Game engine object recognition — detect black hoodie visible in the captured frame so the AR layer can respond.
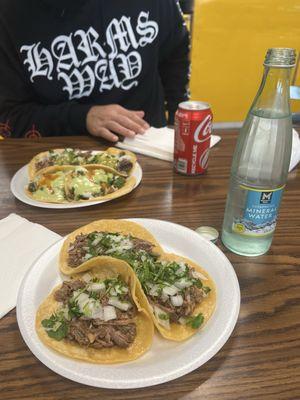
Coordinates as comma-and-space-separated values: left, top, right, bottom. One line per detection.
0, 0, 189, 138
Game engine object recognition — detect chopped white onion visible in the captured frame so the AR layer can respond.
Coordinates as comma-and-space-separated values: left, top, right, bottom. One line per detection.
149, 284, 160, 297
162, 285, 178, 296
84, 300, 100, 316
108, 297, 131, 311
82, 272, 92, 283
153, 306, 170, 330
103, 305, 117, 321
76, 292, 89, 307
91, 237, 101, 246
110, 235, 122, 243
84, 253, 93, 261
160, 293, 169, 302
179, 317, 187, 325
171, 294, 183, 307
174, 278, 193, 289
109, 287, 117, 296
176, 262, 187, 275
192, 270, 208, 280
76, 293, 91, 314
115, 284, 128, 294
91, 305, 104, 320
87, 282, 106, 292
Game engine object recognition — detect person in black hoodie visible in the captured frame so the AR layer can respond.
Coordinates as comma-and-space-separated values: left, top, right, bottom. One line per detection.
0, 0, 190, 140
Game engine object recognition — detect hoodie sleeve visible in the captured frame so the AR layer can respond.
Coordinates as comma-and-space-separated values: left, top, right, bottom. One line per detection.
0, 21, 92, 138
158, 0, 190, 125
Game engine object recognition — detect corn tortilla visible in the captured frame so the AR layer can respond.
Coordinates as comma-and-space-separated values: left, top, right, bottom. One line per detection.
36, 258, 154, 363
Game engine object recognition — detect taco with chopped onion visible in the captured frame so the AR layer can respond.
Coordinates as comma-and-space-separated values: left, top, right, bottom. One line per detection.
36, 258, 154, 363
132, 253, 216, 341
28, 147, 136, 179
26, 165, 135, 204
59, 219, 164, 275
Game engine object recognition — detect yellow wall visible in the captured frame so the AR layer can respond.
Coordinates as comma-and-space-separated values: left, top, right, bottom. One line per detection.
190, 0, 300, 122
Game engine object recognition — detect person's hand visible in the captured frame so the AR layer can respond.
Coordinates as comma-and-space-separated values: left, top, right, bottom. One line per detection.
86, 104, 150, 142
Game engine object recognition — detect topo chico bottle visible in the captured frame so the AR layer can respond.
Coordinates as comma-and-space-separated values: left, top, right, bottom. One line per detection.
221, 48, 296, 256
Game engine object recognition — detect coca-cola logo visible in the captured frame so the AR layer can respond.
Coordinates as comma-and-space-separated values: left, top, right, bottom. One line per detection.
193, 115, 212, 143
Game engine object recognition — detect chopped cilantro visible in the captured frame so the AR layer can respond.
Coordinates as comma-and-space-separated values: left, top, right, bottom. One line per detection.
68, 299, 83, 318
113, 176, 125, 188
158, 313, 169, 320
41, 314, 68, 341
193, 279, 203, 288
186, 313, 204, 329
89, 291, 99, 300
203, 286, 211, 294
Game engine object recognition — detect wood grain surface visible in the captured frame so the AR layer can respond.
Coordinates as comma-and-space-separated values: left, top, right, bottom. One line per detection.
0, 131, 299, 400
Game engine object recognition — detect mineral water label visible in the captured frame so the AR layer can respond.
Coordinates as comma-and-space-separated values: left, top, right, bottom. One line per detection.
232, 185, 284, 236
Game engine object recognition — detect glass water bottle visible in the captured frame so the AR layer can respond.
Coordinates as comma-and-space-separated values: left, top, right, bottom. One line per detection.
221, 48, 296, 256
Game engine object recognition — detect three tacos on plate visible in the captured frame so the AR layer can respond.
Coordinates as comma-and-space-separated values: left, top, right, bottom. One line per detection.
37, 220, 216, 363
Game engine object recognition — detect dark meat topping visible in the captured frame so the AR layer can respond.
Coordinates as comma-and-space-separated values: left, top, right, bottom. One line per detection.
35, 159, 54, 171
131, 238, 154, 253
68, 234, 90, 267
67, 319, 136, 348
54, 280, 85, 303
117, 158, 133, 173
28, 182, 38, 192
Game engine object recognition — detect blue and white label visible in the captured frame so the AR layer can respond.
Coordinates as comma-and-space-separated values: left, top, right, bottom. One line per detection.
233, 185, 284, 236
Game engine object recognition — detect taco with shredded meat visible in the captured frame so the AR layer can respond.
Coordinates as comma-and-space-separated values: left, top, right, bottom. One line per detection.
59, 219, 164, 275
28, 147, 136, 179
132, 253, 216, 341
36, 259, 153, 363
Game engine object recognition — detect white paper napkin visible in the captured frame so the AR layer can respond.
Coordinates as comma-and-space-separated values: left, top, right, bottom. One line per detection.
0, 214, 61, 319
116, 126, 300, 172
290, 129, 300, 171
116, 127, 221, 162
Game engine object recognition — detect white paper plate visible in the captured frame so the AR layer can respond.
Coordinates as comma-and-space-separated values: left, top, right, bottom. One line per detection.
10, 163, 142, 209
17, 219, 240, 389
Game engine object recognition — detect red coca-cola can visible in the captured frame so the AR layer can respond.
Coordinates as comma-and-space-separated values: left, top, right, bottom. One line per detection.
174, 101, 213, 175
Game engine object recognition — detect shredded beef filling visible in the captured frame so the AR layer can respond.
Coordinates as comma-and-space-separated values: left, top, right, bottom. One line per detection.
68, 234, 90, 267
149, 285, 204, 322
54, 280, 85, 303
131, 238, 154, 253
67, 319, 136, 348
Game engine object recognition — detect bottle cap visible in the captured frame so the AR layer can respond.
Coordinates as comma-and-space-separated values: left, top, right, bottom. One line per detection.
195, 226, 219, 243
264, 48, 296, 68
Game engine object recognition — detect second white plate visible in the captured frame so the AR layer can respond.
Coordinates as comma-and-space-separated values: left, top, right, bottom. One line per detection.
10, 162, 142, 209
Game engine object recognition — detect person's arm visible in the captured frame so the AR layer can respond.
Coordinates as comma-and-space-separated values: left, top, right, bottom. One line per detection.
158, 0, 190, 125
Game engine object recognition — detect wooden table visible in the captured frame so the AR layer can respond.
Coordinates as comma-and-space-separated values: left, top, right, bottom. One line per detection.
1, 131, 300, 400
